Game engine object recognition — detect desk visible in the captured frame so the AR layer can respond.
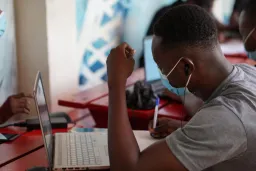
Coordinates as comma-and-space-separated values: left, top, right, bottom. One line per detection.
220, 39, 246, 55
0, 109, 92, 169
1, 130, 156, 171
1, 148, 47, 171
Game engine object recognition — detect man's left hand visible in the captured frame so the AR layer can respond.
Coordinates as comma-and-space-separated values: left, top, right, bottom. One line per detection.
107, 43, 136, 86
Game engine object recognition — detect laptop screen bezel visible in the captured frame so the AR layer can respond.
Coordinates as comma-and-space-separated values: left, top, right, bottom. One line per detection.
33, 71, 53, 169
143, 35, 161, 82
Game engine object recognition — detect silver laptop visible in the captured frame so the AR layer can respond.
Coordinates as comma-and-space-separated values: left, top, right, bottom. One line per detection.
33, 72, 109, 170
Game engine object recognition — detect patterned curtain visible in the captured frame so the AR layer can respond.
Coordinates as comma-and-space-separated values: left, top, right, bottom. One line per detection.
77, 0, 130, 90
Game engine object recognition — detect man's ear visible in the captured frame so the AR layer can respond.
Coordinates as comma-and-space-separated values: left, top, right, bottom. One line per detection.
182, 58, 195, 76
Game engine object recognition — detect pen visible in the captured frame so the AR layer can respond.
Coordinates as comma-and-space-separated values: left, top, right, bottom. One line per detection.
153, 97, 160, 129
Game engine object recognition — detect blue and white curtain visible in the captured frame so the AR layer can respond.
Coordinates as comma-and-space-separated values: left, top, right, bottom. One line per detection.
76, 0, 180, 90
77, 0, 130, 90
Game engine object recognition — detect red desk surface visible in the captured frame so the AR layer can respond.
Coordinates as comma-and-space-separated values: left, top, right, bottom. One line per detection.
1, 148, 48, 171
58, 69, 145, 109
88, 96, 187, 130
0, 135, 43, 168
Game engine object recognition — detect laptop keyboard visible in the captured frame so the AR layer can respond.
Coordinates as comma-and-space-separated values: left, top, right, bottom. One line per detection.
56, 133, 102, 166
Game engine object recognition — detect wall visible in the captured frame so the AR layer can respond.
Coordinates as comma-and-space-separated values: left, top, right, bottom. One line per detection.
15, 0, 50, 110
46, 0, 79, 112
15, 0, 79, 112
0, 0, 17, 104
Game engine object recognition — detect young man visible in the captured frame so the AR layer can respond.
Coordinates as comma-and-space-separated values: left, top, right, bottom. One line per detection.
107, 5, 256, 171
239, 0, 256, 60
0, 93, 31, 124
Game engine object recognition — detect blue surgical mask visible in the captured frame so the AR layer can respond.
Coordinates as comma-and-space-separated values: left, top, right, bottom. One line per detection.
159, 57, 192, 96
248, 51, 256, 61
160, 77, 186, 95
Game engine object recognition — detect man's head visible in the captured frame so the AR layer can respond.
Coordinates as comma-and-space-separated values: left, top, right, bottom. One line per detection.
152, 5, 220, 93
239, 0, 256, 52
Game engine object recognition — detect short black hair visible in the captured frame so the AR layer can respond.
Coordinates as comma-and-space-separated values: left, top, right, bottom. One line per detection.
154, 4, 218, 49
243, 0, 256, 23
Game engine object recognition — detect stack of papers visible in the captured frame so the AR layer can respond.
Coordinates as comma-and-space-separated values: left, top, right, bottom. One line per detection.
220, 40, 246, 55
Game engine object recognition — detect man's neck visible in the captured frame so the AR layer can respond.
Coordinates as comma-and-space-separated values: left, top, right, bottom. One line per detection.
193, 58, 234, 101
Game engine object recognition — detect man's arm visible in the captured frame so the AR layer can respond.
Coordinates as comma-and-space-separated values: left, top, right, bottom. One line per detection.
107, 43, 187, 171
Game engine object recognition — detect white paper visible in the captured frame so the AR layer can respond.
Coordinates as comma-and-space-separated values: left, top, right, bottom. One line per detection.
220, 40, 246, 54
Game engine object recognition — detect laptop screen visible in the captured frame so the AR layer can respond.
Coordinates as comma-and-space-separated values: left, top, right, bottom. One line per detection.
144, 36, 161, 82
35, 72, 53, 167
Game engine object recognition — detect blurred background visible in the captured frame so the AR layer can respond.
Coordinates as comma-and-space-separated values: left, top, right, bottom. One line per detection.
0, 0, 240, 112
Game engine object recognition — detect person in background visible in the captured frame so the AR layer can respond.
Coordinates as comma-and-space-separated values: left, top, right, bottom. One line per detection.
0, 93, 31, 124
239, 0, 256, 60
229, 0, 250, 31
146, 0, 215, 36
140, 0, 216, 67
107, 5, 256, 171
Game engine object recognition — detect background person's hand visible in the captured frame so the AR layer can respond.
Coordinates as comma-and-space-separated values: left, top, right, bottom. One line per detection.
0, 93, 32, 124
9, 93, 32, 115
148, 117, 182, 139
107, 43, 136, 86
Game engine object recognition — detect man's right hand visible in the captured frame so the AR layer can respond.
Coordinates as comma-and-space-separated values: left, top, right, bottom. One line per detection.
148, 117, 183, 139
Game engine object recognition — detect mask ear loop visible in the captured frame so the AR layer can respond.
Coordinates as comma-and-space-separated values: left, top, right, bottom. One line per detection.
244, 28, 256, 44
181, 73, 193, 128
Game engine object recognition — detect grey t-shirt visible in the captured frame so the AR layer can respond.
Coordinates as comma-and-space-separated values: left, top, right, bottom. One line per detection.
166, 64, 256, 171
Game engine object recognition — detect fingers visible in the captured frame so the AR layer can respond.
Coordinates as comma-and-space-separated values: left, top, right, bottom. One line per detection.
12, 93, 33, 99
11, 96, 31, 115
149, 117, 178, 139
14, 107, 30, 114
118, 42, 136, 59
19, 101, 30, 111
12, 93, 25, 98
154, 123, 169, 133
148, 118, 169, 133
